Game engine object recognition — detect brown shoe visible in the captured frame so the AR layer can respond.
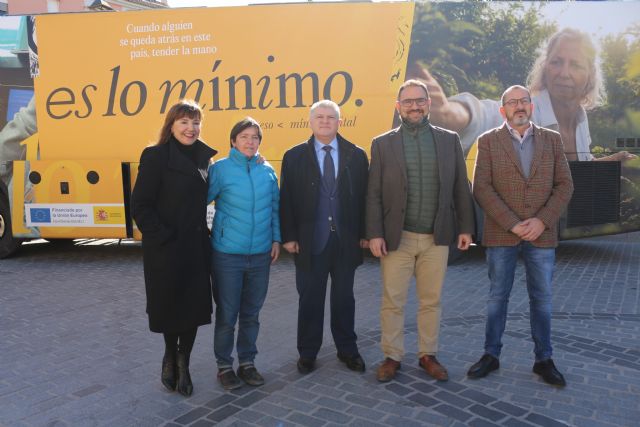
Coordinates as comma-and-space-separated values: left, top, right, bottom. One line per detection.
376, 358, 401, 382
419, 355, 448, 381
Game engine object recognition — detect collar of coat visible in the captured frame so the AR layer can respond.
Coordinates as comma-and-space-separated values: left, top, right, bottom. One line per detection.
304, 132, 355, 181
496, 122, 547, 180
168, 136, 217, 179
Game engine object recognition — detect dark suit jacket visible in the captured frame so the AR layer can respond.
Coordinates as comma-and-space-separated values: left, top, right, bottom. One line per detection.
366, 124, 475, 250
472, 123, 573, 248
131, 138, 216, 333
280, 133, 369, 272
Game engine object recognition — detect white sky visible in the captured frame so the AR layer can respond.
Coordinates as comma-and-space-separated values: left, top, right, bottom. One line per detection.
166, 1, 640, 38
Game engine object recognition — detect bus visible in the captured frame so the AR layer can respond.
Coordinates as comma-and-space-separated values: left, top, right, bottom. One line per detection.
1, 1, 639, 258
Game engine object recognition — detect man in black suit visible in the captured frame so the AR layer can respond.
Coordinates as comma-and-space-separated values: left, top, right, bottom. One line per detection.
280, 99, 369, 374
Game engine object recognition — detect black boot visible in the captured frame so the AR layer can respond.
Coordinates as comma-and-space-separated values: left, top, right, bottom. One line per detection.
176, 351, 193, 396
161, 351, 177, 391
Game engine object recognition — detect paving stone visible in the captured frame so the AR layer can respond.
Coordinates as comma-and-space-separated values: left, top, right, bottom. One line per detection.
204, 394, 237, 409
432, 404, 473, 422
433, 380, 466, 393
460, 389, 498, 405
274, 396, 317, 413
384, 382, 413, 396
234, 409, 265, 423
260, 380, 288, 393
341, 393, 377, 408
312, 407, 352, 424
287, 412, 326, 427
410, 381, 438, 394
313, 396, 349, 411
434, 390, 474, 409
345, 405, 386, 421
207, 405, 241, 423
174, 407, 212, 425
525, 413, 570, 427
406, 392, 438, 407
503, 418, 537, 427
256, 416, 297, 427
233, 390, 268, 408
252, 401, 291, 418
491, 401, 528, 417
382, 415, 426, 427
2, 233, 640, 427
348, 418, 388, 427
571, 416, 622, 427
375, 401, 417, 417
470, 418, 505, 427
189, 419, 216, 427
469, 404, 508, 422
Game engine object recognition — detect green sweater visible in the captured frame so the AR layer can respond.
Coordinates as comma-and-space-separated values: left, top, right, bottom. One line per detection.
402, 118, 439, 234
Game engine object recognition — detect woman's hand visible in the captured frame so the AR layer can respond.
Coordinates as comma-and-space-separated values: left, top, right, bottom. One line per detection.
614, 151, 638, 162
596, 151, 638, 162
406, 62, 472, 133
283, 241, 299, 254
271, 242, 281, 264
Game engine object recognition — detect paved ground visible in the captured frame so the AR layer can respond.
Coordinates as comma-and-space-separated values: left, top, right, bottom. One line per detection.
1, 232, 639, 427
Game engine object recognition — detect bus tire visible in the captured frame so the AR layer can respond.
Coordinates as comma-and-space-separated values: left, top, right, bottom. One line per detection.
0, 184, 22, 259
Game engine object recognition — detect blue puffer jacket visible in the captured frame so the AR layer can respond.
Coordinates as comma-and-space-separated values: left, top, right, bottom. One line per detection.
207, 147, 281, 255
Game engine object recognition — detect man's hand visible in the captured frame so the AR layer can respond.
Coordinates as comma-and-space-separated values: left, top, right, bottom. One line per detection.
283, 241, 299, 254
519, 218, 545, 242
359, 239, 369, 249
369, 237, 388, 258
457, 233, 472, 250
510, 222, 527, 238
271, 242, 281, 264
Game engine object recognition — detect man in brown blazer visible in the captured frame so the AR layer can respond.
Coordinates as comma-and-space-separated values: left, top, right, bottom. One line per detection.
468, 85, 573, 387
366, 79, 475, 382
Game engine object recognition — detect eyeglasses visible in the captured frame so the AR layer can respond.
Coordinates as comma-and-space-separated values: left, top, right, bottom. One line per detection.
503, 97, 531, 107
399, 97, 429, 107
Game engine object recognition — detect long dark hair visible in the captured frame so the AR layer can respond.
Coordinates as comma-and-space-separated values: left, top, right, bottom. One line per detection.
156, 100, 203, 146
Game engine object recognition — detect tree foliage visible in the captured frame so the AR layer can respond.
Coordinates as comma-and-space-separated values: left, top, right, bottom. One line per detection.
409, 2, 640, 151
409, 2, 555, 100
590, 25, 640, 147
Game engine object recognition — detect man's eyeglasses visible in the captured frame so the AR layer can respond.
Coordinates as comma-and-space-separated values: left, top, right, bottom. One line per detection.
503, 97, 531, 107
399, 97, 429, 107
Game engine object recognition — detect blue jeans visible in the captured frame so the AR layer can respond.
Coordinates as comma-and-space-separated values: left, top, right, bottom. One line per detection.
212, 250, 271, 369
485, 243, 555, 361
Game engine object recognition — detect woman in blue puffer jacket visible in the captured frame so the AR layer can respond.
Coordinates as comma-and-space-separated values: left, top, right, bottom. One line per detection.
207, 117, 281, 390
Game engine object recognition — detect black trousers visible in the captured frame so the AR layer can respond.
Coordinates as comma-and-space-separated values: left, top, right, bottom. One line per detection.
296, 232, 358, 358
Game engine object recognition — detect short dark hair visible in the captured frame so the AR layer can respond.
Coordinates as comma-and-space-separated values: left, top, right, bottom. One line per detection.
229, 117, 262, 147
397, 79, 430, 100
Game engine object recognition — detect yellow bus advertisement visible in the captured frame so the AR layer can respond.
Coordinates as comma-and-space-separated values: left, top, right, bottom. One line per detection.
1, 1, 639, 258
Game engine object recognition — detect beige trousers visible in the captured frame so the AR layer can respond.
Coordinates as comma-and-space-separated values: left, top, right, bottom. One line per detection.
380, 230, 449, 361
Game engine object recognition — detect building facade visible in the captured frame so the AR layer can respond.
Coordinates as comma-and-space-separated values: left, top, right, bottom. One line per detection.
7, 0, 167, 15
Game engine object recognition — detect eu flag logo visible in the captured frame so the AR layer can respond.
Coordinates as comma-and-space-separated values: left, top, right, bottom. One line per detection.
30, 208, 51, 223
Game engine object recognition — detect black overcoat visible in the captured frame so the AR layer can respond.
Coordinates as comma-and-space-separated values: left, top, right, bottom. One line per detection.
131, 137, 217, 333
279, 133, 369, 272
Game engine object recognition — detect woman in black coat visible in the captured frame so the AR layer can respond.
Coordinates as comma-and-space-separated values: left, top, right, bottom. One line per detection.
131, 100, 216, 396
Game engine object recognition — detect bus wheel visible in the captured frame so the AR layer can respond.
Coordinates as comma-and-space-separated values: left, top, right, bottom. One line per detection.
0, 185, 22, 258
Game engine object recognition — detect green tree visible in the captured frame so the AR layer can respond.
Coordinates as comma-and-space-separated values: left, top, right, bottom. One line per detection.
409, 2, 555, 100
590, 27, 640, 149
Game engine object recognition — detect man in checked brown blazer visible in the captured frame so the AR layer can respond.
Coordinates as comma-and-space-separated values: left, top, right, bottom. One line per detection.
468, 85, 573, 387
